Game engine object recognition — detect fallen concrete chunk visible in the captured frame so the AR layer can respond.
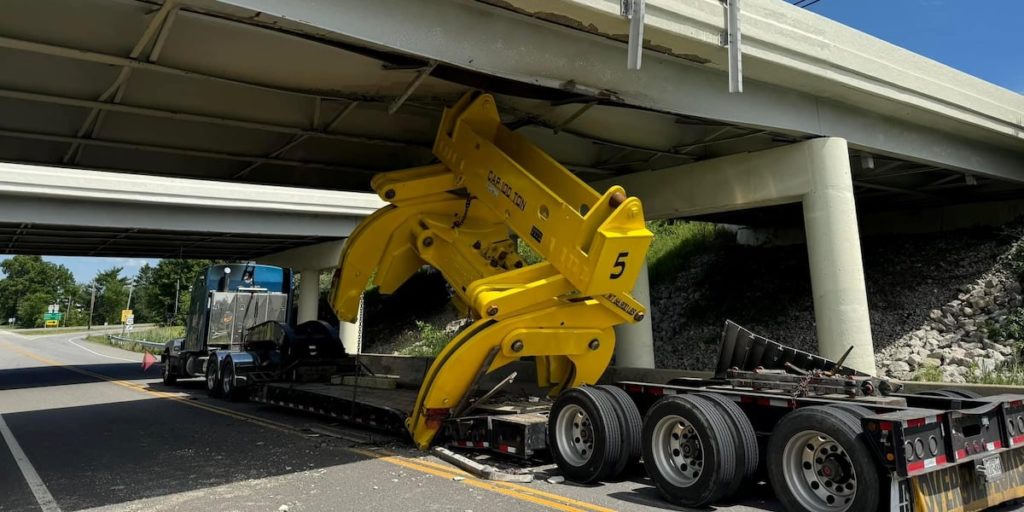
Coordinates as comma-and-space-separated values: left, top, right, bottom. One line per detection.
432, 446, 534, 483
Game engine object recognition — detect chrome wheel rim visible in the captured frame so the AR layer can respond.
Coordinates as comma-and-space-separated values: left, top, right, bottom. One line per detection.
782, 430, 857, 511
222, 365, 232, 394
556, 404, 594, 466
651, 414, 703, 487
206, 362, 217, 390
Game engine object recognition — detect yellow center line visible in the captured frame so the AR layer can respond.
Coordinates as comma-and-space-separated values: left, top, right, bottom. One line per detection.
348, 448, 589, 512
402, 457, 617, 512
0, 340, 616, 512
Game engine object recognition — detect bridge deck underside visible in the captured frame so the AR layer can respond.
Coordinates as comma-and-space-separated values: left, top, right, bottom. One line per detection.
0, 0, 1019, 236
0, 221, 334, 260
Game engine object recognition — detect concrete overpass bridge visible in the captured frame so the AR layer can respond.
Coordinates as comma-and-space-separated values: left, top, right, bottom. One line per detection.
0, 0, 1021, 372
0, 162, 382, 260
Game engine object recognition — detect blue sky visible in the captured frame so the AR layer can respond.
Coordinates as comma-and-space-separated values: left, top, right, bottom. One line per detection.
0, 255, 156, 283
805, 0, 1024, 93
2, 0, 1020, 283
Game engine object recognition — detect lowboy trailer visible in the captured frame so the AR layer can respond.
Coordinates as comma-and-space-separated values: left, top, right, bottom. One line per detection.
167, 90, 1024, 511
205, 319, 1024, 512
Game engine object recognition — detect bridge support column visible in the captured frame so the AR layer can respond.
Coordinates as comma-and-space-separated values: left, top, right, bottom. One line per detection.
613, 263, 655, 368
297, 268, 320, 324
597, 138, 876, 375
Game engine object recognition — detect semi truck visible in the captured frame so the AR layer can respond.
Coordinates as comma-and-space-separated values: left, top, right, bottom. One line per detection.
162, 91, 1024, 512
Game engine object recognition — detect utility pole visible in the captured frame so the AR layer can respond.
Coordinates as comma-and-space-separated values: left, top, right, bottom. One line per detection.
172, 278, 180, 323
122, 279, 135, 336
126, 279, 135, 311
87, 282, 96, 331
64, 295, 72, 327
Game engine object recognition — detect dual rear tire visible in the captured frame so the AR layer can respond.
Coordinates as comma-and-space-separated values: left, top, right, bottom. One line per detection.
641, 394, 757, 507
547, 385, 645, 484
550, 388, 880, 512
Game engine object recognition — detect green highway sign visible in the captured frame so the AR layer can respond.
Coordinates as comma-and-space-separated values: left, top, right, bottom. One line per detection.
43, 312, 63, 321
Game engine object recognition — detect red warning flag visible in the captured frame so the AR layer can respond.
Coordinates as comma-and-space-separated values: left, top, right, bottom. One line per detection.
142, 352, 158, 372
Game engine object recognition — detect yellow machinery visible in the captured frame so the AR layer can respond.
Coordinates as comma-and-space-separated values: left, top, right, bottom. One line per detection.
330, 92, 652, 449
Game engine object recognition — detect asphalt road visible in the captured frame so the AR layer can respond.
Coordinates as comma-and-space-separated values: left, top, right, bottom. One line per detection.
0, 330, 782, 512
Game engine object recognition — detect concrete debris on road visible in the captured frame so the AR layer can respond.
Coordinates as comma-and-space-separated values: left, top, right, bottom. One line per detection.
432, 446, 535, 483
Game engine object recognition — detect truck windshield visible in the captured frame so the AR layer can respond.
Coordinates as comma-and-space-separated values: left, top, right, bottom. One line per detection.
207, 264, 287, 293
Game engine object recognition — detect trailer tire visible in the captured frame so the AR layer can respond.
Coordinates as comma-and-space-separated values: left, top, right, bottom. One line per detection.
829, 403, 873, 420
161, 355, 177, 386
919, 389, 980, 399
206, 356, 222, 398
548, 386, 622, 483
597, 385, 643, 478
696, 392, 759, 496
768, 406, 880, 512
642, 395, 738, 508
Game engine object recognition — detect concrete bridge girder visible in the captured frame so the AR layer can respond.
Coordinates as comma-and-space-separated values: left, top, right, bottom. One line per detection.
601, 138, 877, 375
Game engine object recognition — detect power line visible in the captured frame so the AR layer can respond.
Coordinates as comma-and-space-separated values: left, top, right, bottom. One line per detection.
792, 0, 823, 7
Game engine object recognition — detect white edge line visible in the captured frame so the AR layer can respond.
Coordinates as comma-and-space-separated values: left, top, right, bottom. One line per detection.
0, 412, 62, 512
67, 338, 139, 362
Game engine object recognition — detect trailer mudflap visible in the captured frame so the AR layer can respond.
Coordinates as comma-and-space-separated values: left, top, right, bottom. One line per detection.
911, 447, 1024, 512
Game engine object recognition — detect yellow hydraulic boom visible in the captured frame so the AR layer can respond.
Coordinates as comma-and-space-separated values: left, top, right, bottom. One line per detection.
330, 92, 652, 449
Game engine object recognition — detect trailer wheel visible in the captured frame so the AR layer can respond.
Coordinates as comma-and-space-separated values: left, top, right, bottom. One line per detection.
918, 389, 980, 399
829, 404, 873, 420
696, 392, 759, 496
206, 357, 222, 398
221, 358, 246, 402
642, 395, 737, 507
768, 406, 880, 512
548, 386, 622, 483
597, 385, 643, 478
161, 355, 177, 386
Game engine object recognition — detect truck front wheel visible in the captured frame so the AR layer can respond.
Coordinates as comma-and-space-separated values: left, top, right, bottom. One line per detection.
161, 355, 177, 386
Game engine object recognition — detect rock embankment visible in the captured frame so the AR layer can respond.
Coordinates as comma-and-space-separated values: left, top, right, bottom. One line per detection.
875, 238, 1024, 381
650, 227, 1019, 374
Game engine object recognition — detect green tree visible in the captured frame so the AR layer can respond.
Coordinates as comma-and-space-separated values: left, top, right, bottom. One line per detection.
139, 259, 212, 325
0, 255, 76, 326
132, 263, 157, 323
91, 267, 129, 325
16, 292, 52, 328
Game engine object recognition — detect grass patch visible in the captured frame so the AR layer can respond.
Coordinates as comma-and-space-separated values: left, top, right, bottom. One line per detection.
964, 364, 1024, 386
84, 334, 155, 354
122, 325, 184, 344
646, 220, 731, 282
85, 325, 183, 354
19, 326, 109, 336
399, 321, 453, 357
987, 307, 1024, 345
912, 366, 944, 383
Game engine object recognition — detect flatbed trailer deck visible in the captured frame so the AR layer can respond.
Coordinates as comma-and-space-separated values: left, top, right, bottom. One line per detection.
219, 320, 1024, 512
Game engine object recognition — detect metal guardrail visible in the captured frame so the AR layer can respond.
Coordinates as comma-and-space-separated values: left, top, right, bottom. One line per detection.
107, 334, 164, 350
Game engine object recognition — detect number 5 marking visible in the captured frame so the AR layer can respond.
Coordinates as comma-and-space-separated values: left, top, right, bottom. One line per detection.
610, 252, 629, 279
